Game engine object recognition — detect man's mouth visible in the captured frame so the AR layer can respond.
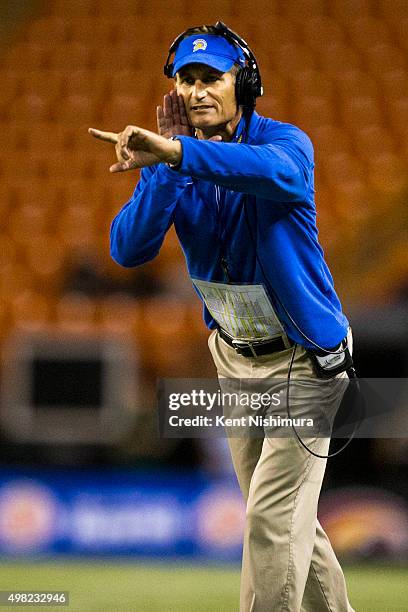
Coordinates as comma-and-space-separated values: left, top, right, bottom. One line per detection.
190, 105, 214, 111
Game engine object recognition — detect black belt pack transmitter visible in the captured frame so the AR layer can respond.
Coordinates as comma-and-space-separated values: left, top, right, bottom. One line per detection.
308, 337, 354, 379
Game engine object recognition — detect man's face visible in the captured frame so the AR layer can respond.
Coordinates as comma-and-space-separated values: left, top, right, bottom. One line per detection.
175, 63, 238, 130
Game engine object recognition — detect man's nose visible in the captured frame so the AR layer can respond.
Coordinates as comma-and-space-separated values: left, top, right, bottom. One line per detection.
192, 80, 207, 99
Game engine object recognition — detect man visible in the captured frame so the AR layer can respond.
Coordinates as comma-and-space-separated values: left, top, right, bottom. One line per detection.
90, 23, 355, 612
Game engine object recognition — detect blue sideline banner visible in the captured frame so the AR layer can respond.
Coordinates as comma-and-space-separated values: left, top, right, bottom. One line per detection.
0, 469, 244, 560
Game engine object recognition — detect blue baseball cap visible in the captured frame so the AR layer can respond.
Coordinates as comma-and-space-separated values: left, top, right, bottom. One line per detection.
172, 34, 246, 77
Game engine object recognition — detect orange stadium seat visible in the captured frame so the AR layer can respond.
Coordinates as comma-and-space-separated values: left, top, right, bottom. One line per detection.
328, 0, 373, 21
9, 181, 62, 212
0, 263, 37, 299
49, 0, 100, 18
291, 95, 336, 131
9, 291, 53, 332
387, 16, 408, 53
91, 0, 154, 17
7, 203, 54, 245
21, 123, 80, 154
0, 156, 45, 181
333, 69, 379, 99
0, 125, 26, 153
270, 42, 316, 74
25, 16, 71, 44
155, 0, 235, 21
244, 19, 300, 51
23, 235, 67, 288
317, 41, 363, 73
315, 203, 343, 255
0, 71, 24, 105
363, 43, 406, 74
258, 73, 289, 119
106, 71, 159, 102
101, 94, 158, 130
6, 93, 53, 123
288, 69, 335, 100
320, 151, 366, 190
388, 97, 408, 138
300, 16, 346, 52
56, 204, 99, 249
280, 0, 327, 20
377, 68, 408, 101
2, 43, 51, 71
256, 95, 290, 123
352, 125, 396, 160
137, 298, 191, 375
61, 69, 107, 98
312, 125, 353, 157
47, 43, 97, 71
341, 95, 383, 128
51, 92, 102, 124
377, 0, 408, 20
55, 292, 97, 333
347, 16, 392, 51
331, 178, 369, 222
20, 71, 64, 100
97, 294, 140, 337
0, 235, 19, 274
95, 43, 141, 71
68, 16, 120, 45
365, 152, 407, 196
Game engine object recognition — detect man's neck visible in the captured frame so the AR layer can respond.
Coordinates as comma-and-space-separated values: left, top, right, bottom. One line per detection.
195, 109, 243, 142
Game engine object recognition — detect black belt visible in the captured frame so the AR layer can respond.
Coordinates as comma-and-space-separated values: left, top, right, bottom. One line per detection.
218, 328, 294, 358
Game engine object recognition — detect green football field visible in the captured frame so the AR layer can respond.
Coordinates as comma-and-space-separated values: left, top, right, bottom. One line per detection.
0, 561, 407, 611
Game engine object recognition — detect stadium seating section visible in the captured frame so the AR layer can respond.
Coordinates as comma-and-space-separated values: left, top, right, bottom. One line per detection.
0, 0, 407, 376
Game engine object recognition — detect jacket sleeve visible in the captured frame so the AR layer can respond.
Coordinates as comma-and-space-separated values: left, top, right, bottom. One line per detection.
110, 164, 191, 267
174, 126, 314, 203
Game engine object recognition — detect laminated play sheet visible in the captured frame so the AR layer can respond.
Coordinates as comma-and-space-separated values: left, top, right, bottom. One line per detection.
192, 279, 285, 340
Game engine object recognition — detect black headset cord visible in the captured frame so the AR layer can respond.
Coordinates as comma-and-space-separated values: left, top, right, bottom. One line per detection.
242, 199, 364, 457
285, 343, 364, 459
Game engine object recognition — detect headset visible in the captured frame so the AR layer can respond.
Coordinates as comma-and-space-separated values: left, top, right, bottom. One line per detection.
164, 21, 263, 111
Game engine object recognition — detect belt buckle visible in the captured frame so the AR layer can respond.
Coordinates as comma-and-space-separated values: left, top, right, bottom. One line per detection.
231, 338, 258, 358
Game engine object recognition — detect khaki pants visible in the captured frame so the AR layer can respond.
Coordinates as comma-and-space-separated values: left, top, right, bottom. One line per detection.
208, 330, 355, 612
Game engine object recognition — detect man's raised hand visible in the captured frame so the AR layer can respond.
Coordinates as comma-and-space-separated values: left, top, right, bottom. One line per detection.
157, 90, 193, 139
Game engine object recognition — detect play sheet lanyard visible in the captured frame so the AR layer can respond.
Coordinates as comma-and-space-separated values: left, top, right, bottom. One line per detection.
192, 279, 285, 340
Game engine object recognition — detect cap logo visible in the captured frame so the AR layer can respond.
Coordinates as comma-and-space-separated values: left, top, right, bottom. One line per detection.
192, 38, 207, 52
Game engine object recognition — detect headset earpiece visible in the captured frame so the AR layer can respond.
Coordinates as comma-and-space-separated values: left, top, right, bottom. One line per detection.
235, 65, 260, 109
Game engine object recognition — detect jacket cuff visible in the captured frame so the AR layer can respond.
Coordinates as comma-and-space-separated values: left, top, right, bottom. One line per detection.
158, 162, 191, 183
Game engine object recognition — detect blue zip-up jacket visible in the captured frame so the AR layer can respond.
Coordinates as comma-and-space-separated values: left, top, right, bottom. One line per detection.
110, 112, 349, 349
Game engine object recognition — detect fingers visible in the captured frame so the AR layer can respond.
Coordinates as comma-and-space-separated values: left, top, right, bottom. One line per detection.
157, 105, 165, 134
209, 135, 223, 141
170, 90, 180, 123
177, 94, 189, 125
88, 128, 119, 144
163, 94, 172, 118
110, 159, 137, 173
118, 131, 131, 160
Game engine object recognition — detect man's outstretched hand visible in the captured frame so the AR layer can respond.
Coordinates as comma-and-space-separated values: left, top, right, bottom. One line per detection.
89, 91, 221, 173
88, 125, 183, 173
